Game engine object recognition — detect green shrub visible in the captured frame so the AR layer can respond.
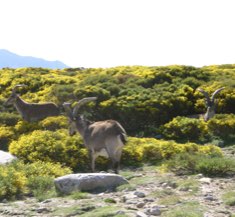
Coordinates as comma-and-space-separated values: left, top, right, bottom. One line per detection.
207, 114, 235, 143
69, 191, 90, 200
121, 137, 143, 167
14, 120, 39, 135
9, 130, 89, 171
163, 153, 235, 177
104, 198, 117, 203
222, 191, 235, 206
0, 163, 27, 200
9, 130, 222, 172
27, 176, 55, 201
38, 116, 68, 131
0, 160, 71, 201
195, 157, 235, 177
123, 137, 222, 167
21, 161, 72, 178
0, 112, 20, 126
160, 116, 209, 143
162, 153, 200, 175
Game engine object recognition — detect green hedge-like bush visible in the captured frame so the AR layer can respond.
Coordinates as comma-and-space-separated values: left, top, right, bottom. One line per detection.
0, 112, 20, 126
122, 137, 222, 167
207, 114, 235, 143
0, 160, 71, 200
9, 130, 90, 171
163, 153, 235, 177
0, 164, 27, 200
160, 114, 235, 145
9, 132, 222, 170
159, 116, 209, 143
38, 116, 68, 131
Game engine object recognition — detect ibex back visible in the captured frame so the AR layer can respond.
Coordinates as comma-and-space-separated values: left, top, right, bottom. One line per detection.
63, 97, 127, 174
4, 84, 60, 122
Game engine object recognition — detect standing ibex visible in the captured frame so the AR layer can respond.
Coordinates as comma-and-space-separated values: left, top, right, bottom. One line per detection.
4, 84, 60, 122
63, 97, 127, 174
188, 87, 225, 121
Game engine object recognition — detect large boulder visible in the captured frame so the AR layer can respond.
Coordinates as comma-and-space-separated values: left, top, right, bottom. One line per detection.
0, 150, 17, 165
54, 173, 129, 194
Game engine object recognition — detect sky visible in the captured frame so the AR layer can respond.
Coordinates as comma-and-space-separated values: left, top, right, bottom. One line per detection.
0, 0, 235, 68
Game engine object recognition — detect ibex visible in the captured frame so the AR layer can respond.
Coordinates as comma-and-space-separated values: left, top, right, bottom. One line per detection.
63, 97, 127, 174
188, 87, 225, 121
4, 84, 60, 122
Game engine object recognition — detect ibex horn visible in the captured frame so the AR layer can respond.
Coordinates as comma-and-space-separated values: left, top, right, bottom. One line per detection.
12, 84, 27, 94
73, 97, 97, 117
211, 87, 225, 102
197, 88, 211, 105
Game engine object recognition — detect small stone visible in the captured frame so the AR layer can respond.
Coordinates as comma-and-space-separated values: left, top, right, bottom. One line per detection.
134, 191, 146, 198
144, 198, 154, 202
1, 199, 8, 203
168, 182, 177, 188
199, 177, 212, 184
136, 202, 145, 208
161, 182, 168, 187
126, 206, 138, 210
41, 199, 52, 203
126, 199, 139, 204
115, 210, 126, 215
204, 195, 216, 201
36, 207, 50, 213
136, 211, 148, 217
196, 174, 204, 179
145, 206, 161, 216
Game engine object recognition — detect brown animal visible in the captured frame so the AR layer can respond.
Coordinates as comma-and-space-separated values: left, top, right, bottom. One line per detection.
188, 87, 225, 121
4, 84, 60, 122
63, 97, 127, 174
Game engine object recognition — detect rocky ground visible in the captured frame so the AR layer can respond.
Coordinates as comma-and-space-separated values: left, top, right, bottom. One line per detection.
0, 149, 235, 217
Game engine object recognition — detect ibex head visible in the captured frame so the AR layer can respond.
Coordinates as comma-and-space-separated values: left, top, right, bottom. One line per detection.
63, 97, 97, 136
197, 87, 225, 121
4, 84, 27, 106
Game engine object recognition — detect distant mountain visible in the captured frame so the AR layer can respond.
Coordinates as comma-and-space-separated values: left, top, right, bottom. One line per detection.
0, 49, 69, 69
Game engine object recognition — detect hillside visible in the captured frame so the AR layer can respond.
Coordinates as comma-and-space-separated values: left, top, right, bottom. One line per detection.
0, 65, 234, 217
0, 162, 235, 217
0, 49, 69, 69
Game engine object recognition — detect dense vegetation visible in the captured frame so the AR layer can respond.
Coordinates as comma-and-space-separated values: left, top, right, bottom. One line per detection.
0, 65, 234, 134
0, 65, 234, 200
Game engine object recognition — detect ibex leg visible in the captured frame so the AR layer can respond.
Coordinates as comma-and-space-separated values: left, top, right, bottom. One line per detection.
89, 149, 97, 173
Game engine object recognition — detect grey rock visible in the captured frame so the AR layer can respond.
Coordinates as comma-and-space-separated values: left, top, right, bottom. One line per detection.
126, 199, 139, 205
161, 182, 168, 187
134, 191, 146, 198
136, 202, 146, 208
115, 210, 126, 215
199, 177, 212, 184
204, 195, 217, 201
0, 151, 17, 165
1, 199, 8, 203
195, 174, 204, 179
54, 173, 128, 194
136, 211, 148, 217
145, 206, 161, 216
144, 198, 155, 203
36, 207, 50, 213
